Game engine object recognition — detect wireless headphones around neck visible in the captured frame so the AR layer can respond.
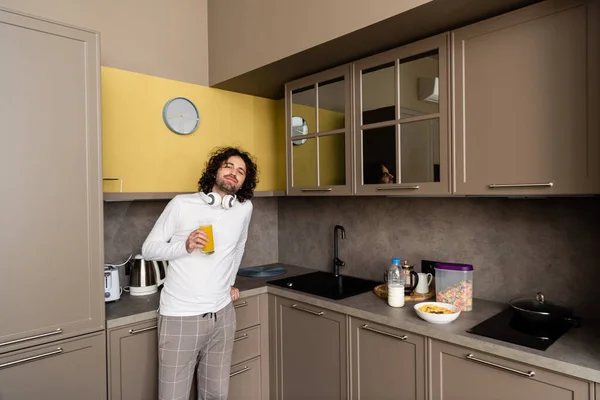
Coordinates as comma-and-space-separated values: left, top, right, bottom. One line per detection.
199, 191, 237, 210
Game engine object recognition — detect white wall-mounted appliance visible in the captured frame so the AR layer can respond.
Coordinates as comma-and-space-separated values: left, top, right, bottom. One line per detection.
418, 77, 439, 103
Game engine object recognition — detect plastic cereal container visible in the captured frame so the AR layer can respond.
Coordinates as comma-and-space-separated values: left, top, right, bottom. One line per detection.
434, 262, 473, 311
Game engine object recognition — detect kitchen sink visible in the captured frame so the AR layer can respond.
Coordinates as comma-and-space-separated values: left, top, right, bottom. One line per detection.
266, 271, 381, 300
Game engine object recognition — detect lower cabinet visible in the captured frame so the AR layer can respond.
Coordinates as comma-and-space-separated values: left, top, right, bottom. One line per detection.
189, 294, 269, 400
0, 331, 106, 400
349, 317, 426, 400
273, 296, 347, 400
429, 339, 594, 400
229, 356, 263, 399
107, 319, 158, 400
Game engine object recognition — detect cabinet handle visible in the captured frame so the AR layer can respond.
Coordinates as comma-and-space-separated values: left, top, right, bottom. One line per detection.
301, 188, 333, 192
103, 177, 123, 192
0, 347, 63, 369
488, 182, 553, 189
234, 301, 248, 309
360, 324, 407, 340
128, 325, 157, 335
376, 185, 419, 190
229, 366, 250, 377
234, 334, 248, 342
291, 304, 324, 316
466, 354, 535, 378
0, 328, 62, 348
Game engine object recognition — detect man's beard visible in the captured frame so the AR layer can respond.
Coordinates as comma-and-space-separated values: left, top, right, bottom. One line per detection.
215, 176, 238, 195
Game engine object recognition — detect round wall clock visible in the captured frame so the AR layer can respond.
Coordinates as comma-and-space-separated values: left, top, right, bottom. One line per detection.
162, 97, 199, 135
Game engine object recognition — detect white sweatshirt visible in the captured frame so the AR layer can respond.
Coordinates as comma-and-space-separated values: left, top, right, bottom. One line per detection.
141, 193, 252, 316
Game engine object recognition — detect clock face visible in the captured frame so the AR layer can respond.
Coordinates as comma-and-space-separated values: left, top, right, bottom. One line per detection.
162, 97, 199, 135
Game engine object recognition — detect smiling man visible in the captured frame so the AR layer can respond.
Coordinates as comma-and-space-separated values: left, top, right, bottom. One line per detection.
142, 146, 259, 400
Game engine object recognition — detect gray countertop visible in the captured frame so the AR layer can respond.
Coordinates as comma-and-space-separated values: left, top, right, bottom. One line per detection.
105, 263, 600, 383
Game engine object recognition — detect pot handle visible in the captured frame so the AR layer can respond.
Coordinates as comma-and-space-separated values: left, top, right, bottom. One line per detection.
407, 271, 419, 292
564, 316, 580, 327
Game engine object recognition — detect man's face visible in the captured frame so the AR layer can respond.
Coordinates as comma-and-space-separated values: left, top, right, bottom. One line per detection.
380, 165, 394, 184
215, 155, 247, 195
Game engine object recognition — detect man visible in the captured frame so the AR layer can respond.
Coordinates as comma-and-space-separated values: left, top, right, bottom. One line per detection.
142, 146, 258, 400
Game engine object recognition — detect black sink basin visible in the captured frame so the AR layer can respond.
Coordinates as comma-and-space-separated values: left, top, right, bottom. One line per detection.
267, 271, 381, 300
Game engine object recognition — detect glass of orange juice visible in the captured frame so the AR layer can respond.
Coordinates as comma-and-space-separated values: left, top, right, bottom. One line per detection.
197, 224, 215, 254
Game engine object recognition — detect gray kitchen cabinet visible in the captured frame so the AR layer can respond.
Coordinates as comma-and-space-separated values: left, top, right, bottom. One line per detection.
285, 64, 353, 196
0, 332, 106, 399
108, 319, 158, 400
452, 0, 600, 196
190, 294, 270, 400
0, 7, 104, 355
272, 296, 347, 400
349, 317, 426, 400
430, 339, 594, 400
353, 32, 451, 196
229, 356, 263, 400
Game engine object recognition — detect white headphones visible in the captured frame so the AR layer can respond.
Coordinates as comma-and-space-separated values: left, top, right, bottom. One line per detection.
199, 191, 237, 210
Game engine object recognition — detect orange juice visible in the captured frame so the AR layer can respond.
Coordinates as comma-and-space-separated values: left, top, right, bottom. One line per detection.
198, 225, 215, 253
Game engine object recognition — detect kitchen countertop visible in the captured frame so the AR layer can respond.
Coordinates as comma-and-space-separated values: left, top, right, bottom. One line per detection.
105, 263, 600, 383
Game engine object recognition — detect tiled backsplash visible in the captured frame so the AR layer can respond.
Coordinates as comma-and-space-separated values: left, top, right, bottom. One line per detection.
103, 197, 279, 286
277, 196, 600, 317
103, 195, 600, 317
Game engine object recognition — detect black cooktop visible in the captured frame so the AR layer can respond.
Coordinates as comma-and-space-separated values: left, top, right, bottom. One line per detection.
467, 308, 578, 351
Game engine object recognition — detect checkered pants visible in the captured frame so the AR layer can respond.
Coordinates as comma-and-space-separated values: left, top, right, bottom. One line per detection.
158, 302, 236, 400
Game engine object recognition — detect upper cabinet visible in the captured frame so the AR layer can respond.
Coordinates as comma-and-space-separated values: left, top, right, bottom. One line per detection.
452, 0, 600, 195
285, 65, 353, 195
354, 33, 450, 196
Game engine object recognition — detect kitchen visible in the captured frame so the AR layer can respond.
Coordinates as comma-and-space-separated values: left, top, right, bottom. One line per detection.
1, 0, 599, 399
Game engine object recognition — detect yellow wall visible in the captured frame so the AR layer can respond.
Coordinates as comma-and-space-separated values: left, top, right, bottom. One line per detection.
101, 67, 285, 193
291, 104, 346, 187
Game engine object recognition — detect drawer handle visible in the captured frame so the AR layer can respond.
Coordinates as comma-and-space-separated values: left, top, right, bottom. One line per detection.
234, 301, 248, 309
466, 354, 535, 378
291, 304, 324, 316
488, 182, 553, 189
0, 348, 63, 369
360, 324, 407, 341
234, 334, 249, 342
376, 185, 419, 190
301, 188, 332, 192
229, 366, 250, 377
0, 328, 62, 348
129, 326, 157, 335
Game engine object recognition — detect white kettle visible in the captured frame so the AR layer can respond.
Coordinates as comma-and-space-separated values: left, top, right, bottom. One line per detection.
126, 254, 168, 296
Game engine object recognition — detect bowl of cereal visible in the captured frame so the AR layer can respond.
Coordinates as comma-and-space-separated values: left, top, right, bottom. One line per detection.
414, 302, 461, 324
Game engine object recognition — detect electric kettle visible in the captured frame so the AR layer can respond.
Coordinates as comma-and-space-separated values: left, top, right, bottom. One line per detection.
127, 254, 168, 296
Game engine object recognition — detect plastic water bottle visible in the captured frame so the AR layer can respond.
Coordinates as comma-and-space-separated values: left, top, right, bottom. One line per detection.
387, 258, 405, 307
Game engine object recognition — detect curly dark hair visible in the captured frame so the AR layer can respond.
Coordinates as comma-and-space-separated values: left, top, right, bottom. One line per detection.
197, 147, 259, 202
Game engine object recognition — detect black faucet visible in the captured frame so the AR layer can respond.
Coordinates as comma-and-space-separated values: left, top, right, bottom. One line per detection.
333, 225, 346, 277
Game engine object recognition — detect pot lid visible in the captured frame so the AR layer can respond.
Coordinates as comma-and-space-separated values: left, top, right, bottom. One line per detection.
510, 292, 571, 316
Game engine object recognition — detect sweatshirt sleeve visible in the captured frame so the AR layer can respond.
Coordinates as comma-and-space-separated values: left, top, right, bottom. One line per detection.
229, 201, 253, 287
142, 197, 189, 261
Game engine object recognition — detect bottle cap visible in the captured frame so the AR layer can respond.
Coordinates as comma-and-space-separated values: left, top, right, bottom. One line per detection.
392, 258, 401, 264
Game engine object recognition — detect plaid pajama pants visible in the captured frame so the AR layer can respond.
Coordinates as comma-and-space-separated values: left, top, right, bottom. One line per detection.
158, 302, 236, 400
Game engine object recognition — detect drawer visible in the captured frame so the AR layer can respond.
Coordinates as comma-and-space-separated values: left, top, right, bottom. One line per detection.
232, 325, 260, 365
234, 295, 259, 331
0, 332, 106, 399
229, 356, 262, 400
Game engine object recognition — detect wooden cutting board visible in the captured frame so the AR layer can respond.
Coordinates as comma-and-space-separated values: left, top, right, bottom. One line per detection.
373, 284, 435, 302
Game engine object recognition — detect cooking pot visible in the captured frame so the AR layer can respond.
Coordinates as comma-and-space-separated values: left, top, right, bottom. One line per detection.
509, 292, 579, 327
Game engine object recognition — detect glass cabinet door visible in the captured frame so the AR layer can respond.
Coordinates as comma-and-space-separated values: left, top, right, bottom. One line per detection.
285, 65, 352, 195
354, 33, 450, 195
